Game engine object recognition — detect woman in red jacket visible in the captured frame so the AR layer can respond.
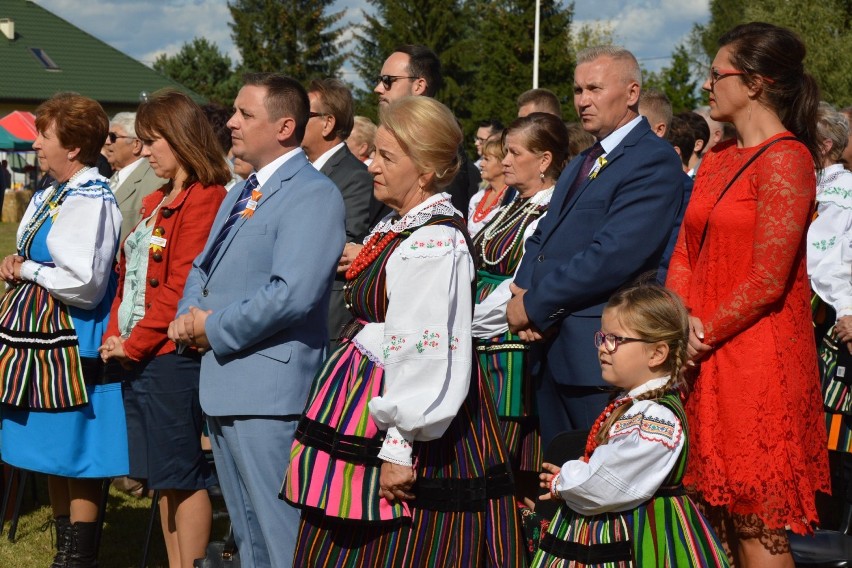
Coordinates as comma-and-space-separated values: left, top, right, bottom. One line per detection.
100, 90, 229, 568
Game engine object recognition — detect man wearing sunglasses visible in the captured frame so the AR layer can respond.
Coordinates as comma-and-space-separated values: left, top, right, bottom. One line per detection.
105, 112, 167, 246
368, 44, 480, 220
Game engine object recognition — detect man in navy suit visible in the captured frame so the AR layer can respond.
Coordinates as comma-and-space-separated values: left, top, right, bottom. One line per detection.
507, 46, 684, 447
169, 73, 345, 567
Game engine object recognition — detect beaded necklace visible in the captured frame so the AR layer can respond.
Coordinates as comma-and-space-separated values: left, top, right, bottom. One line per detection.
345, 230, 399, 280
583, 395, 633, 462
16, 167, 88, 255
471, 185, 509, 224
478, 187, 553, 267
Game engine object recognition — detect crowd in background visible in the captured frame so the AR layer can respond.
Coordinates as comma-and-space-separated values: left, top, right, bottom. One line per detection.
0, 18, 848, 568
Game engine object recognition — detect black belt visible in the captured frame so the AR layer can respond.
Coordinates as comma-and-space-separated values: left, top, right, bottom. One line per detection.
82, 357, 121, 387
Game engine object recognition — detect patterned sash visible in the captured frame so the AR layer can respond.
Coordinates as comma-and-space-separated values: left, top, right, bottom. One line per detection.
0, 183, 87, 409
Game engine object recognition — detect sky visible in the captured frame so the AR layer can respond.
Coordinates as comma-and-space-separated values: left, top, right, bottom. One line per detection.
33, 0, 711, 86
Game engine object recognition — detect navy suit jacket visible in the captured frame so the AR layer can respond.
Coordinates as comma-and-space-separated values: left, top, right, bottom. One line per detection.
515, 117, 684, 387
179, 150, 346, 416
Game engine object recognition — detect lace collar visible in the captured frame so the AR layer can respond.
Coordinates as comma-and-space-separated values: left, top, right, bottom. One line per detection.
367, 192, 457, 239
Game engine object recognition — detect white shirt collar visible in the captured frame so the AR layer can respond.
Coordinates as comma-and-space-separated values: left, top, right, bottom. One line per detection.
255, 147, 304, 186
114, 157, 145, 188
626, 376, 671, 398
599, 115, 643, 155
311, 142, 345, 172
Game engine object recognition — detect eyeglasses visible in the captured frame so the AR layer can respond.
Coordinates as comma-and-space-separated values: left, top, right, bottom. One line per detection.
308, 111, 329, 119
376, 75, 418, 90
709, 67, 745, 89
107, 132, 134, 143
594, 331, 652, 353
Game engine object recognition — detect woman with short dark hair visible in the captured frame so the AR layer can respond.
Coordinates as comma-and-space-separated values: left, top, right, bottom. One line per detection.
99, 89, 229, 568
666, 22, 830, 565
0, 93, 124, 568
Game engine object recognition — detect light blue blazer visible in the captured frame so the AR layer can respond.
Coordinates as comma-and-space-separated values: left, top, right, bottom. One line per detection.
178, 150, 346, 416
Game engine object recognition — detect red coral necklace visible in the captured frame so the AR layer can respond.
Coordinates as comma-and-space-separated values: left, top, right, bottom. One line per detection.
345, 231, 399, 280
583, 396, 633, 462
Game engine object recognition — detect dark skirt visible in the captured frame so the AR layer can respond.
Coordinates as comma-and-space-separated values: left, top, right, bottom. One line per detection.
122, 352, 213, 490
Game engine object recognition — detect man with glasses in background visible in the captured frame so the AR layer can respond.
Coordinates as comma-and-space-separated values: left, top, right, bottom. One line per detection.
105, 112, 166, 245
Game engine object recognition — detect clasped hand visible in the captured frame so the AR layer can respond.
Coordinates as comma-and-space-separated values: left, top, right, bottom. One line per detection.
0, 255, 23, 284
167, 306, 213, 351
507, 283, 545, 342
378, 461, 416, 503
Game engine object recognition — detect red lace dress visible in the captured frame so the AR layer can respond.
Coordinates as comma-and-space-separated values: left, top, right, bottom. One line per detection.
666, 133, 830, 535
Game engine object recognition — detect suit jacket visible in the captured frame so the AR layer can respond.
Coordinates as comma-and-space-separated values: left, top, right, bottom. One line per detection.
179, 150, 346, 416
112, 159, 168, 245
515, 117, 684, 387
319, 144, 373, 243
104, 182, 227, 361
319, 144, 373, 342
657, 172, 694, 284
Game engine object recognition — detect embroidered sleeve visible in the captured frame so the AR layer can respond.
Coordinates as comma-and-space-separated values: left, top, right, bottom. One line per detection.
808, 171, 852, 318
368, 224, 474, 464
553, 401, 683, 515
19, 183, 121, 309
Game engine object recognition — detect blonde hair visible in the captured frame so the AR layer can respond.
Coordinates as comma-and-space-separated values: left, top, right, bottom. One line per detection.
481, 136, 505, 161
379, 96, 462, 191
595, 282, 690, 445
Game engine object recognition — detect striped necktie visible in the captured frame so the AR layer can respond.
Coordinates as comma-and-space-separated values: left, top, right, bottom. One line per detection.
200, 173, 259, 273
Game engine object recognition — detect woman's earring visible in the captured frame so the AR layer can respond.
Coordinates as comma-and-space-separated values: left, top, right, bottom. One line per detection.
539, 171, 545, 181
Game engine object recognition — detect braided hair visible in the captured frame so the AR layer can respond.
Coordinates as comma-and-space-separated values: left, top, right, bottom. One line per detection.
595, 282, 690, 445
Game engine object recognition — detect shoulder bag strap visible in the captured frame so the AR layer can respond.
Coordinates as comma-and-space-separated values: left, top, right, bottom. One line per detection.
698, 136, 798, 252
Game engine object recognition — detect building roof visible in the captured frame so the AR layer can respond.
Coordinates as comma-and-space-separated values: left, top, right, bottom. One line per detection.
0, 0, 201, 106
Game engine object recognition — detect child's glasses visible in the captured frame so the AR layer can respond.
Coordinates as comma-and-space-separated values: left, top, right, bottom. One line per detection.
594, 331, 652, 353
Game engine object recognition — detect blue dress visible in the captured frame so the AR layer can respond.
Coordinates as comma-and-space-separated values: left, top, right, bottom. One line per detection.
1, 185, 128, 478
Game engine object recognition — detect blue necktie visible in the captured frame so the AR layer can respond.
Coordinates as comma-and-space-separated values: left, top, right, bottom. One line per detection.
201, 174, 259, 273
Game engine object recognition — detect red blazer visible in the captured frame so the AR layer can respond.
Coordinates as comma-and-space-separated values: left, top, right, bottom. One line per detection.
104, 181, 227, 361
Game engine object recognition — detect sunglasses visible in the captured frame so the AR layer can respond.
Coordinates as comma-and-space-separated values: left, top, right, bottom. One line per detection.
376, 74, 418, 90
107, 132, 134, 143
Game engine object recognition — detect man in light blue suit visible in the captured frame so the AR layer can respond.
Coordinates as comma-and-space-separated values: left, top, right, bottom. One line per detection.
169, 73, 345, 567
507, 47, 684, 448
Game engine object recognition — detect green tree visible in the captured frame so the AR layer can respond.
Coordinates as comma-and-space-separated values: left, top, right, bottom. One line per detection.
643, 44, 700, 114
351, 0, 474, 121
153, 38, 239, 106
466, 0, 576, 128
571, 20, 615, 54
228, 0, 347, 81
694, 0, 852, 107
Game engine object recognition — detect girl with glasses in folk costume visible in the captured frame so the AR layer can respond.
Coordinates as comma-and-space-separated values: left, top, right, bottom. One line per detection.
532, 283, 729, 567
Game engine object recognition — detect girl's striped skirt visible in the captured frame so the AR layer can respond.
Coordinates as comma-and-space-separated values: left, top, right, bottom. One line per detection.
284, 339, 526, 567
530, 490, 729, 567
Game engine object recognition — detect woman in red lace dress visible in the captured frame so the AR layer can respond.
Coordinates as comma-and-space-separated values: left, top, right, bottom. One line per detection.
666, 22, 830, 566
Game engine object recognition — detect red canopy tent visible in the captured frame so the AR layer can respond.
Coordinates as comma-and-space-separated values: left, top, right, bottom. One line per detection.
0, 111, 37, 141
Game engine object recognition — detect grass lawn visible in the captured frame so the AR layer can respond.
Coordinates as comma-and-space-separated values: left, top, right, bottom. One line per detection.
0, 222, 16, 258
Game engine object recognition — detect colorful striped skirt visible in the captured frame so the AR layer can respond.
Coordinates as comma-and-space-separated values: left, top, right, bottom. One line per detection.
531, 491, 729, 567
284, 339, 526, 566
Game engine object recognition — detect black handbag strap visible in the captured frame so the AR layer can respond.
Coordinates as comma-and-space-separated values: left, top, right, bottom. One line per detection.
698, 136, 797, 252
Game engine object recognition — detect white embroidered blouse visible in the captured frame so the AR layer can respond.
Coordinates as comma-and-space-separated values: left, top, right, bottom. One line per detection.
356, 192, 474, 467
807, 164, 852, 319
16, 167, 122, 309
552, 377, 684, 515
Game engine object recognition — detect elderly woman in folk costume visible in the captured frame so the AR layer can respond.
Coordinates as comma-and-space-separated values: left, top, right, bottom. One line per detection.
0, 93, 125, 568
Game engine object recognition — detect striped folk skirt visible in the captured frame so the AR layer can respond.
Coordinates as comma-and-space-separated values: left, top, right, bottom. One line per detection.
284, 340, 526, 567
530, 491, 729, 567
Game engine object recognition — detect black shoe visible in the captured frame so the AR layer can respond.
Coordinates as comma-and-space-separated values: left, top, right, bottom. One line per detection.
66, 521, 98, 568
47, 516, 71, 568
